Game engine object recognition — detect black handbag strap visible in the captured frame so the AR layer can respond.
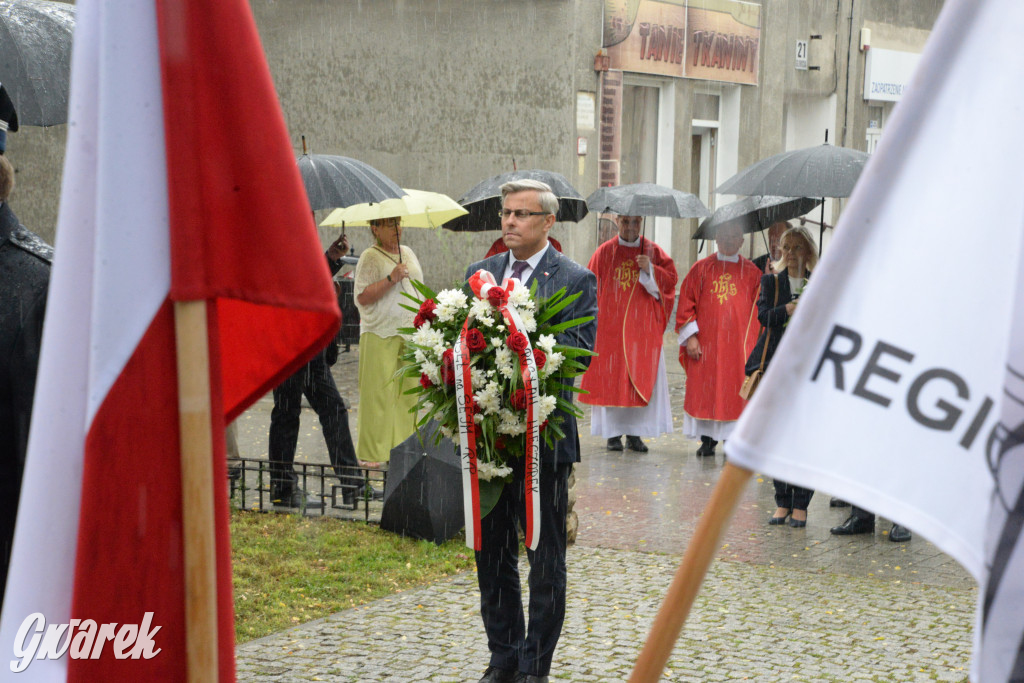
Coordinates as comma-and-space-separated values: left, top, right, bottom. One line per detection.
754, 275, 780, 372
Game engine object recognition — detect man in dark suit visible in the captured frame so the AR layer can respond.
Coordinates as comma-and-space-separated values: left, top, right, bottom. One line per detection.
0, 154, 50, 610
465, 179, 597, 683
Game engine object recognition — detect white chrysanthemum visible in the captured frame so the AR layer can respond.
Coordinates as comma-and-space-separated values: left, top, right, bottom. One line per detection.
497, 409, 526, 436
537, 394, 558, 422
474, 381, 502, 415
414, 348, 427, 364
435, 305, 458, 324
439, 424, 454, 439
518, 310, 537, 334
410, 324, 435, 348
469, 297, 492, 320
542, 351, 564, 377
421, 360, 441, 385
473, 412, 484, 424
495, 347, 516, 379
437, 288, 468, 310
477, 460, 513, 481
508, 286, 531, 309
471, 367, 487, 387
537, 334, 556, 354
490, 336, 503, 348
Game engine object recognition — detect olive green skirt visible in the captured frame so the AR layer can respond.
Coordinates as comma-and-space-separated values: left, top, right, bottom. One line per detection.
356, 333, 417, 463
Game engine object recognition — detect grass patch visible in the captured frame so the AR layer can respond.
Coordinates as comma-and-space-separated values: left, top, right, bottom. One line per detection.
231, 510, 475, 642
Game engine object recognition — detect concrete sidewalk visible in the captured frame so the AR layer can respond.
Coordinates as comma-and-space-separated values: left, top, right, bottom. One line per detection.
232, 337, 976, 681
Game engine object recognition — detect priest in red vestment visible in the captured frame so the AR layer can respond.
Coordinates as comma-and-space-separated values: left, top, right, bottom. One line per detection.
581, 215, 677, 453
675, 220, 761, 456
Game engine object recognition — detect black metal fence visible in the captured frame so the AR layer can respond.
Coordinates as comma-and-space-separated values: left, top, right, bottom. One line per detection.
227, 458, 387, 522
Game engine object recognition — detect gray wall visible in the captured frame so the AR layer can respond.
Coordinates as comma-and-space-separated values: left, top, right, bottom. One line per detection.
250, 0, 603, 291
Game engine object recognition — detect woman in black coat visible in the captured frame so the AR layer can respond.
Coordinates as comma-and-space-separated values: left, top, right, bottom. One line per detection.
745, 225, 818, 527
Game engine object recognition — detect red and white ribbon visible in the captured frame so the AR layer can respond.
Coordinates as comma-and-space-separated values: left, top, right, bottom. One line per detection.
455, 270, 541, 551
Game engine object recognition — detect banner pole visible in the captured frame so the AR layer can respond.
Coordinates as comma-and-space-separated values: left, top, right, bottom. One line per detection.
628, 462, 752, 683
174, 300, 219, 682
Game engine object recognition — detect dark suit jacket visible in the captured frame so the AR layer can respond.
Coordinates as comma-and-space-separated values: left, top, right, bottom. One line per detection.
745, 270, 809, 375
0, 202, 50, 608
465, 245, 597, 466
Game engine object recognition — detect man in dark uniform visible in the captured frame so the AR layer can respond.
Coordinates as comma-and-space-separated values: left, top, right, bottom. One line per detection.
0, 154, 50, 609
267, 233, 373, 509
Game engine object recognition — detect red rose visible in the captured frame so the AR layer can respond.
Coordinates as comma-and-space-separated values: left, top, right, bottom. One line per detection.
466, 328, 487, 353
510, 388, 529, 410
507, 331, 529, 353
419, 373, 433, 389
418, 298, 438, 321
473, 422, 483, 440
413, 313, 427, 329
441, 348, 456, 386
487, 287, 508, 308
532, 348, 547, 369
495, 437, 507, 450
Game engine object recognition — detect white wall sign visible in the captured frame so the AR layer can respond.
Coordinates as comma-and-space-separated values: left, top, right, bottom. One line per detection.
863, 48, 921, 102
795, 40, 808, 70
576, 92, 596, 130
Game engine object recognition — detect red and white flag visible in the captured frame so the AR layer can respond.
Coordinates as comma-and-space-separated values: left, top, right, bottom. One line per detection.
725, 0, 1024, 679
0, 0, 338, 679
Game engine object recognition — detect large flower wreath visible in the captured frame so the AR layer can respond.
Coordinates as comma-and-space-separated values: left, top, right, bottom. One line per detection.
398, 270, 594, 550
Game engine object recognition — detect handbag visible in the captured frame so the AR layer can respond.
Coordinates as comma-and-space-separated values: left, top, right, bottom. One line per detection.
739, 275, 779, 400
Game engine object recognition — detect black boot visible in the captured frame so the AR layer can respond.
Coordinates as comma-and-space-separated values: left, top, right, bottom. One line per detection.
606, 436, 624, 451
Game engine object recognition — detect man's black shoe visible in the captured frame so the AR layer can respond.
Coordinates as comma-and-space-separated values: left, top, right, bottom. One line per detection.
830, 514, 874, 535
625, 435, 648, 452
365, 484, 385, 501
888, 524, 912, 543
829, 497, 849, 508
272, 488, 324, 511
478, 666, 517, 683
606, 436, 624, 451
513, 674, 549, 683
227, 464, 242, 481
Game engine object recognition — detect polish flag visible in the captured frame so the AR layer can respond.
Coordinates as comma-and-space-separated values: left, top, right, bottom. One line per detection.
0, 0, 339, 680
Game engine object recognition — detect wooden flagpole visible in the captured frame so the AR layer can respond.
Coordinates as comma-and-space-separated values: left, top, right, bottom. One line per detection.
628, 462, 753, 682
174, 300, 219, 682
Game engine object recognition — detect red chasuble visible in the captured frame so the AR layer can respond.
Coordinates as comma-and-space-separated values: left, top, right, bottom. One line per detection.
581, 237, 677, 407
674, 254, 761, 422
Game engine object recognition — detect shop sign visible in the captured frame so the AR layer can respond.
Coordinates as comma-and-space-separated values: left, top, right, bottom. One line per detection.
603, 0, 760, 85
863, 47, 921, 102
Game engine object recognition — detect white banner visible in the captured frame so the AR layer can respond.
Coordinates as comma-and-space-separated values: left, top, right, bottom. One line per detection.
726, 0, 1024, 678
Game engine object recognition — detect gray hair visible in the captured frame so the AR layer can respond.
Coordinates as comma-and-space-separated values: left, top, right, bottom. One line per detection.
772, 225, 818, 273
500, 179, 559, 216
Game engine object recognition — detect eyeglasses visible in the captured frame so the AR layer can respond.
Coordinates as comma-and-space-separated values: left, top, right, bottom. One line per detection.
498, 209, 550, 220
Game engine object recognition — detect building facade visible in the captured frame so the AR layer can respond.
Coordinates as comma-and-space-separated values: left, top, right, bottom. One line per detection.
10, 0, 942, 290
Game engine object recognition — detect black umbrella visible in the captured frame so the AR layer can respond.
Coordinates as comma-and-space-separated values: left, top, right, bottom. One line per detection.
0, 0, 74, 127
379, 421, 463, 545
446, 169, 588, 232
715, 143, 869, 198
586, 183, 710, 219
691, 196, 822, 240
715, 137, 870, 253
296, 152, 404, 212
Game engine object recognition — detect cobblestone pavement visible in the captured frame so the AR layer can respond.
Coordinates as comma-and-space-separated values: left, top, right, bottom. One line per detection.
233, 336, 977, 681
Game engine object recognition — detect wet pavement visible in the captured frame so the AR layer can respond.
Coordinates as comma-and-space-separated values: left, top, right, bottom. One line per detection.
232, 335, 976, 681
